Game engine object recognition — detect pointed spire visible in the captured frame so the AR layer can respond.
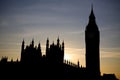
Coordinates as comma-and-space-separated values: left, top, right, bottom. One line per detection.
22, 39, 25, 44
57, 36, 60, 41
38, 42, 41, 51
57, 36, 60, 46
86, 4, 98, 31
38, 42, 41, 49
46, 37, 49, 56
89, 4, 95, 19
38, 42, 42, 57
62, 40, 64, 49
22, 39, 25, 50
21, 39, 25, 62
46, 37, 49, 45
46, 37, 49, 48
31, 38, 34, 47
62, 40, 64, 45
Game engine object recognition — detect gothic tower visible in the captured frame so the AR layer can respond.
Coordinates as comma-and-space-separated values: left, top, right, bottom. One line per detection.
85, 6, 100, 79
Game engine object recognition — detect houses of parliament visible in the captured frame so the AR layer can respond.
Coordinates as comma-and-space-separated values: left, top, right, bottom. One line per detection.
0, 7, 118, 80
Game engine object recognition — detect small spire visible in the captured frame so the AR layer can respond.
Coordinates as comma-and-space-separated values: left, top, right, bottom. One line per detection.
22, 39, 25, 47
57, 36, 60, 42
46, 37, 49, 45
46, 37, 49, 50
38, 42, 41, 48
57, 36, 60, 46
62, 40, 64, 48
46, 37, 49, 44
89, 4, 95, 21
46, 38, 49, 55
38, 42, 41, 54
31, 38, 34, 47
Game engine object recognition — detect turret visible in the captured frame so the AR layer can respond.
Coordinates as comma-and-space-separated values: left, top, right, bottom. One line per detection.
21, 39, 25, 61
31, 38, 34, 47
22, 39, 25, 51
57, 36, 60, 47
46, 38, 49, 57
38, 42, 42, 57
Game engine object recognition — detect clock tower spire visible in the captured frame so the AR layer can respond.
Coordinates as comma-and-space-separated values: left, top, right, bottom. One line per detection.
85, 6, 100, 80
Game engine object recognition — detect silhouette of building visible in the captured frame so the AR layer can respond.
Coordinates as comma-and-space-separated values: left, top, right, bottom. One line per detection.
85, 5, 100, 80
46, 37, 64, 64
20, 37, 64, 65
21, 39, 42, 64
0, 6, 119, 80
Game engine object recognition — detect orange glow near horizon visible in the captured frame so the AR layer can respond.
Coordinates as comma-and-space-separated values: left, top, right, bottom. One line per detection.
64, 53, 71, 60
0, 44, 120, 79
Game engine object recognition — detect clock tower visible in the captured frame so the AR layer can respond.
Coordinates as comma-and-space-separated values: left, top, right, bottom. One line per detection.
85, 6, 100, 79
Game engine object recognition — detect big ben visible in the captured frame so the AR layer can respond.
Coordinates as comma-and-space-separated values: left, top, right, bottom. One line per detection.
85, 6, 100, 80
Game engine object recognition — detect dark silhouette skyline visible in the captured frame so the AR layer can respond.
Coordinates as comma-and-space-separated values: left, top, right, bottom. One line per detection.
0, 7, 119, 80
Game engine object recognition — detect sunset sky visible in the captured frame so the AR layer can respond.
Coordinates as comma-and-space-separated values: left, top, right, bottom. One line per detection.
0, 0, 120, 79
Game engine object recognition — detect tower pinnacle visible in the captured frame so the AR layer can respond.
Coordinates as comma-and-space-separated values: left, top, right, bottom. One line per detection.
57, 36, 60, 46
89, 4, 95, 20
